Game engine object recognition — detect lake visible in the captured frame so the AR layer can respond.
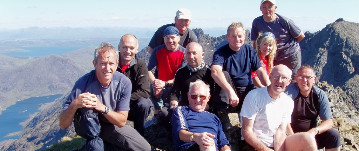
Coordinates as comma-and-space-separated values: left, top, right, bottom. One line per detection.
0, 94, 62, 142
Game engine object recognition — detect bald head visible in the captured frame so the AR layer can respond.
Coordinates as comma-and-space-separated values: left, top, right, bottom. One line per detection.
270, 64, 292, 78
118, 34, 139, 65
186, 42, 203, 52
185, 42, 204, 68
267, 64, 292, 98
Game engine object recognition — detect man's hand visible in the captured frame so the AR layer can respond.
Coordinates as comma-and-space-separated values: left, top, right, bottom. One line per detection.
228, 89, 239, 107
73, 92, 105, 112
152, 79, 165, 99
193, 132, 216, 149
308, 127, 319, 137
153, 79, 165, 89
169, 100, 179, 110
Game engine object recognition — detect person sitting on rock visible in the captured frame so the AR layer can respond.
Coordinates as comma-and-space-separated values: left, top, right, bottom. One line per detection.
251, 32, 277, 88
240, 64, 317, 151
116, 34, 152, 136
285, 65, 341, 151
171, 79, 231, 151
59, 42, 151, 151
167, 42, 234, 132
211, 22, 270, 115
148, 26, 186, 124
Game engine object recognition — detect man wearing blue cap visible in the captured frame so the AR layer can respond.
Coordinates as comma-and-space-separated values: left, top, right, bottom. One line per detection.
148, 26, 186, 123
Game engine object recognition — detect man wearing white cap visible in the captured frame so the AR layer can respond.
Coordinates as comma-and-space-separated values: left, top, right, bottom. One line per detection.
147, 8, 198, 54
251, 0, 305, 76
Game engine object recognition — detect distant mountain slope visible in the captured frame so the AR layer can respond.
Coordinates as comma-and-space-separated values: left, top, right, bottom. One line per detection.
1, 19, 359, 151
0, 55, 87, 115
63, 47, 95, 72
300, 19, 359, 110
0, 54, 33, 72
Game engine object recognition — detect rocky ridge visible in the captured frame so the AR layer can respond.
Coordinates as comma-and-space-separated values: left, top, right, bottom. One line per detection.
1, 19, 359, 151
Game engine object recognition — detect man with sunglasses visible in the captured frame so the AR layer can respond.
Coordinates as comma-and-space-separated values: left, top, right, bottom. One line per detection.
171, 80, 231, 151
168, 42, 234, 131
285, 65, 341, 151
240, 64, 317, 151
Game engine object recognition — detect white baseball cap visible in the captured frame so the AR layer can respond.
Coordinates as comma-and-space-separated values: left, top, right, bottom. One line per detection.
176, 8, 192, 20
261, 0, 276, 5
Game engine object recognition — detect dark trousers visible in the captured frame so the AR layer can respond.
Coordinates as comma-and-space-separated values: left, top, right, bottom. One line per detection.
226, 85, 255, 113
74, 108, 151, 151
274, 50, 301, 77
316, 128, 341, 149
128, 97, 153, 135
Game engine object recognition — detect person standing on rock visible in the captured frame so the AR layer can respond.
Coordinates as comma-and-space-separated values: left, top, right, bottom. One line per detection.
59, 42, 151, 151
285, 65, 341, 151
251, 0, 305, 75
240, 64, 317, 151
147, 8, 198, 54
116, 34, 153, 136
171, 80, 231, 151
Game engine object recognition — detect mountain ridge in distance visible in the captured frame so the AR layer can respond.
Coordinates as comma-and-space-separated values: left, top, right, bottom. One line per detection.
1, 19, 359, 150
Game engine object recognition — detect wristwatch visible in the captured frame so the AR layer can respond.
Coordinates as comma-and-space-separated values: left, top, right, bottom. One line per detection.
103, 106, 110, 114
189, 133, 194, 142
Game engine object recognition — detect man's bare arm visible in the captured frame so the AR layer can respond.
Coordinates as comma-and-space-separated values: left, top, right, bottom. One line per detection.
211, 65, 239, 107
242, 117, 273, 151
255, 67, 270, 86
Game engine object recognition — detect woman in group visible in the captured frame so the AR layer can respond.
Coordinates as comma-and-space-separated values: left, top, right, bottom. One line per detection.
252, 32, 277, 88
251, 0, 305, 75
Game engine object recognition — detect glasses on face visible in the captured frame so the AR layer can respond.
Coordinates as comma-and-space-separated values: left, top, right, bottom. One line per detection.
273, 76, 290, 82
297, 75, 315, 80
190, 95, 207, 101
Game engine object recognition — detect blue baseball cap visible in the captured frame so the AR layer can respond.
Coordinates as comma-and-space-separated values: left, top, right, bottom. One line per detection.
163, 26, 180, 37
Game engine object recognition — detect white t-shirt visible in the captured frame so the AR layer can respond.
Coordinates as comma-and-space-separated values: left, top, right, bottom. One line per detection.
240, 87, 294, 147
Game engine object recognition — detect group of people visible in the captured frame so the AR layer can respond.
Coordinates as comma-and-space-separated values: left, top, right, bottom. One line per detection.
59, 0, 341, 150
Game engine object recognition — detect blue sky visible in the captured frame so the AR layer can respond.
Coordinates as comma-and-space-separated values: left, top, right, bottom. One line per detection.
0, 0, 358, 33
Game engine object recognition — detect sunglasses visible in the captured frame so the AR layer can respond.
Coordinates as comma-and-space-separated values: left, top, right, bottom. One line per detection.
190, 95, 207, 100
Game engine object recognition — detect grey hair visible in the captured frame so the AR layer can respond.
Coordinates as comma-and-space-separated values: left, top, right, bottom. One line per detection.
188, 79, 210, 96
93, 42, 119, 62
297, 65, 316, 77
227, 22, 244, 35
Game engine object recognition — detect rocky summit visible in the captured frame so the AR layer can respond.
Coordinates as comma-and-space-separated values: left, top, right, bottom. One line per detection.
1, 19, 359, 151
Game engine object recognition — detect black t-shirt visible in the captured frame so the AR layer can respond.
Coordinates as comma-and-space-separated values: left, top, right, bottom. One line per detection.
291, 90, 320, 132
